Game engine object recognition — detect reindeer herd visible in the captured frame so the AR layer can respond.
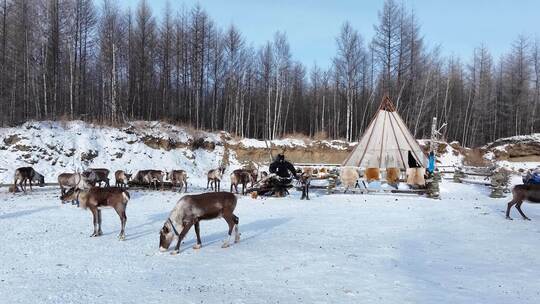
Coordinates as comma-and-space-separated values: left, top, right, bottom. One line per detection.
8, 164, 264, 254
6, 163, 540, 255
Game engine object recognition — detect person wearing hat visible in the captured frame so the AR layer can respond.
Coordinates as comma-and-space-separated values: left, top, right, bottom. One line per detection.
269, 153, 297, 179
261, 153, 297, 196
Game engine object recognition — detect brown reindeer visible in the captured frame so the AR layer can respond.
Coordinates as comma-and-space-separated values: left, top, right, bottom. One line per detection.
85, 168, 111, 187
159, 192, 240, 255
230, 169, 254, 195
61, 187, 130, 240
298, 172, 311, 200
13, 167, 45, 193
506, 184, 540, 220
133, 170, 165, 190
114, 170, 133, 188
166, 170, 188, 192
207, 167, 225, 192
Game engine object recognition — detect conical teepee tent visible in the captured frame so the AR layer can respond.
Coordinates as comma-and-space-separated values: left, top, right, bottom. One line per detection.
342, 96, 427, 169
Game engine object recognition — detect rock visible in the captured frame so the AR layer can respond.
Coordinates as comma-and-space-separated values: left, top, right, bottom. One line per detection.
81, 150, 98, 162
3, 134, 22, 146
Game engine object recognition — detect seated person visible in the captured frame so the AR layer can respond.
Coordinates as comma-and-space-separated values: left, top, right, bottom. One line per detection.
258, 154, 297, 196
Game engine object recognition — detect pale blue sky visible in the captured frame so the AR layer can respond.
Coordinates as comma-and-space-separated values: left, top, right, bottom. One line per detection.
117, 0, 539, 68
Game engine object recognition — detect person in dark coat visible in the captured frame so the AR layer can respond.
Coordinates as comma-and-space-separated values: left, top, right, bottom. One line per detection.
269, 154, 297, 179
408, 150, 421, 168
256, 154, 297, 197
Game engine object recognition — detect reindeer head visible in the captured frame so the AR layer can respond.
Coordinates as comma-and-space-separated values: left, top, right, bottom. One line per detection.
60, 187, 80, 202
159, 219, 178, 252
125, 173, 133, 181
35, 173, 45, 187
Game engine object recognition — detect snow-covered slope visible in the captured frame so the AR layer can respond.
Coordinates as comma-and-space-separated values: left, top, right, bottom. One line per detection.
0, 121, 234, 186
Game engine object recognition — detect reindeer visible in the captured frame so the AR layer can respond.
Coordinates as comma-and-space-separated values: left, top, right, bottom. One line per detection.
298, 172, 311, 200
159, 192, 240, 255
207, 166, 225, 192
166, 169, 188, 192
58, 172, 94, 200
506, 184, 540, 220
340, 167, 360, 193
13, 167, 45, 193
230, 169, 254, 195
115, 170, 133, 188
60, 187, 130, 240
133, 170, 165, 190
84, 168, 110, 187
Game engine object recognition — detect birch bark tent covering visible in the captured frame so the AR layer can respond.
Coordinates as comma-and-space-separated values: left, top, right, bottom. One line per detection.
342, 96, 427, 169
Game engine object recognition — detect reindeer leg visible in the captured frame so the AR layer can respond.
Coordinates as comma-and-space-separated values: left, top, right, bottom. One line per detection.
115, 205, 127, 240
21, 179, 26, 193
171, 223, 193, 255
222, 215, 236, 248
233, 214, 240, 243
193, 221, 202, 249
217, 180, 220, 192
97, 209, 103, 236
515, 201, 531, 221
90, 207, 99, 237
506, 200, 518, 220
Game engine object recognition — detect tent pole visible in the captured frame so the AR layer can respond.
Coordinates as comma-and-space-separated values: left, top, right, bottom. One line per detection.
388, 113, 407, 169
353, 110, 381, 167
391, 111, 425, 167
379, 111, 388, 168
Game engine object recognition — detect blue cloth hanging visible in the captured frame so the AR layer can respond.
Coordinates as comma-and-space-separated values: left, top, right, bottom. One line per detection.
427, 151, 435, 174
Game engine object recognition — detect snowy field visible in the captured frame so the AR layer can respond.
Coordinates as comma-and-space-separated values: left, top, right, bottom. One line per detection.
1, 181, 540, 304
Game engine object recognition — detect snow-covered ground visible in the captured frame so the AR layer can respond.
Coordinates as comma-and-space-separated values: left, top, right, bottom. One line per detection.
1, 180, 539, 304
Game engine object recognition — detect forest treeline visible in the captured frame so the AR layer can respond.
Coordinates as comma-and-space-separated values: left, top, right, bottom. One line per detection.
0, 0, 538, 147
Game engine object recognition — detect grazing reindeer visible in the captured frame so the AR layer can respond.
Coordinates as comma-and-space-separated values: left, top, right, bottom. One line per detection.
133, 170, 165, 190
207, 167, 225, 192
506, 184, 540, 220
230, 169, 254, 195
159, 192, 240, 255
85, 168, 110, 187
13, 167, 45, 193
166, 170, 188, 192
298, 172, 311, 200
60, 187, 130, 240
115, 170, 132, 188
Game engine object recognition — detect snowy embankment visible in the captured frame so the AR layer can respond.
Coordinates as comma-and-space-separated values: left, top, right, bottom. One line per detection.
1, 181, 539, 303
0, 121, 356, 185
0, 121, 233, 186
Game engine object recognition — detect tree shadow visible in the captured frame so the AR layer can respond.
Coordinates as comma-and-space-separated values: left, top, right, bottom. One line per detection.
125, 213, 292, 250
177, 217, 292, 253
0, 206, 59, 220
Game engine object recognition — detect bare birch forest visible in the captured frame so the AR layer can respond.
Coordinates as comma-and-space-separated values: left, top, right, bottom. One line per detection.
0, 0, 538, 147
